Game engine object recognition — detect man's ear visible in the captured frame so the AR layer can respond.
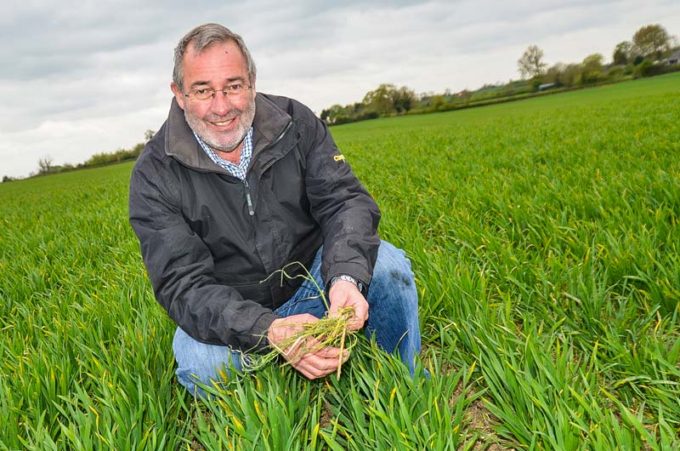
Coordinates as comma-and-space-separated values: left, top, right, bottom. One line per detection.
171, 82, 186, 110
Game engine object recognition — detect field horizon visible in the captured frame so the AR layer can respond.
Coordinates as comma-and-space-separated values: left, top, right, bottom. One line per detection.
1, 72, 679, 449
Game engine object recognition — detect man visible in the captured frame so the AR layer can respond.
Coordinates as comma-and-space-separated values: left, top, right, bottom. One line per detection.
129, 23, 422, 396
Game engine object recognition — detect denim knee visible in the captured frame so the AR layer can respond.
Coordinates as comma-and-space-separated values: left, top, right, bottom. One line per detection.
367, 242, 420, 340
365, 241, 421, 373
369, 241, 417, 300
172, 327, 248, 397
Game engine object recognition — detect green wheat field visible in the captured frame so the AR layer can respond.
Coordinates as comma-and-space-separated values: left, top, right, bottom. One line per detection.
1, 73, 679, 450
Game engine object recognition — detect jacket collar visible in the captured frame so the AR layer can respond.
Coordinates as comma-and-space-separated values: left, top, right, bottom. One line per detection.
251, 94, 292, 156
164, 93, 292, 173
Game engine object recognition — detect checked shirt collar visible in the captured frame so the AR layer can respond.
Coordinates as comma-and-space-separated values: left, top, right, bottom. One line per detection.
193, 127, 253, 181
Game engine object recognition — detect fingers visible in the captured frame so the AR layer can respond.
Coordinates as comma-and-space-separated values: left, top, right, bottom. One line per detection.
314, 345, 345, 359
328, 281, 370, 330
334, 298, 368, 331
268, 314, 319, 349
347, 301, 368, 331
284, 336, 349, 379
282, 335, 322, 363
292, 346, 350, 380
267, 311, 354, 380
284, 336, 344, 364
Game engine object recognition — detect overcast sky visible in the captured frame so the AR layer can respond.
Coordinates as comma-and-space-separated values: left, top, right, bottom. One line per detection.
1, 0, 678, 179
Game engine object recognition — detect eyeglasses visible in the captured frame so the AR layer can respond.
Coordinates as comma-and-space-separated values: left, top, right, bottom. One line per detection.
184, 82, 252, 101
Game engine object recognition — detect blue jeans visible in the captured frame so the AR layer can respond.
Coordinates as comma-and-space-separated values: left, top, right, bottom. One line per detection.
173, 240, 422, 396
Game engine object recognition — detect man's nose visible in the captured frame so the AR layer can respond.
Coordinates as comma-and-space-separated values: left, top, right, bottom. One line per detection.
210, 91, 232, 115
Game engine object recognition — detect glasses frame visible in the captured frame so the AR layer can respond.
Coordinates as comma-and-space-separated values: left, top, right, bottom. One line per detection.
184, 83, 252, 101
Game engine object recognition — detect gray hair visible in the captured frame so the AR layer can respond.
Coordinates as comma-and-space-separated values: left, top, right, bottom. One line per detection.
172, 23, 256, 90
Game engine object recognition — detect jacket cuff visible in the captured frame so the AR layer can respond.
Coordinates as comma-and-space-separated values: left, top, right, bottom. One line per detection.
245, 311, 280, 353
326, 263, 371, 297
328, 274, 368, 298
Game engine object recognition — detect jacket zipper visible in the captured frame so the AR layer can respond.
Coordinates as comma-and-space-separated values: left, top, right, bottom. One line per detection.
243, 180, 255, 216
243, 120, 294, 217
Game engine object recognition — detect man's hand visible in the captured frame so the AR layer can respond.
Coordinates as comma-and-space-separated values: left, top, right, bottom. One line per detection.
328, 280, 369, 331
267, 314, 348, 380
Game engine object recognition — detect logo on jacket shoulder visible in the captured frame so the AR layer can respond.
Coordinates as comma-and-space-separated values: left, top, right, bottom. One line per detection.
333, 154, 346, 162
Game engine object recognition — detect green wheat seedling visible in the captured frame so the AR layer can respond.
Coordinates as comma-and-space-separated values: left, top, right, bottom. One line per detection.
2, 73, 679, 449
249, 261, 359, 378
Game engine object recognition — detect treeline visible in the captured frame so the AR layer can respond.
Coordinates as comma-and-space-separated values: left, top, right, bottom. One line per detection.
1, 130, 155, 183
320, 84, 418, 125
321, 23, 679, 125
518, 24, 678, 87
38, 144, 144, 175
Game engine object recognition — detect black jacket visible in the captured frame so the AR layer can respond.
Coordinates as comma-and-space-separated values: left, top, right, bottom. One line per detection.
129, 93, 380, 351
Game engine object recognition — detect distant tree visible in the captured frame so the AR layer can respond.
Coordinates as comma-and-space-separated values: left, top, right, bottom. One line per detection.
2, 175, 15, 183
613, 41, 632, 65
321, 104, 351, 125
131, 142, 145, 158
363, 84, 398, 115
633, 24, 671, 60
634, 59, 654, 78
581, 54, 605, 84
456, 89, 472, 100
543, 63, 566, 85
429, 95, 446, 111
606, 65, 626, 81
560, 63, 583, 86
144, 129, 156, 143
320, 108, 330, 122
518, 45, 547, 79
38, 156, 54, 175
392, 86, 417, 113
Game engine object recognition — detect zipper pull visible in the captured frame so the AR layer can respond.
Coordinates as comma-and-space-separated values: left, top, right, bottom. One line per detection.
244, 180, 255, 216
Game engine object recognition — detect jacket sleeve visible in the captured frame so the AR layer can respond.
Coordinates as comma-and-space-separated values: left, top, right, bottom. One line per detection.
299, 106, 381, 288
128, 153, 278, 352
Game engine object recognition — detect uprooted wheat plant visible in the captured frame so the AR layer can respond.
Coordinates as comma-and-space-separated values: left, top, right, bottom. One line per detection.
248, 262, 359, 378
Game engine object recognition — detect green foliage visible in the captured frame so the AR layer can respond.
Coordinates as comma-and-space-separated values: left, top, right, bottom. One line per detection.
606, 65, 627, 81
558, 63, 584, 86
320, 103, 378, 126
1, 73, 680, 449
362, 84, 398, 116
581, 53, 605, 84
633, 60, 680, 79
633, 24, 671, 60
334, 72, 680, 448
613, 41, 633, 65
0, 165, 186, 449
322, 84, 416, 125
517, 45, 547, 79
83, 143, 144, 167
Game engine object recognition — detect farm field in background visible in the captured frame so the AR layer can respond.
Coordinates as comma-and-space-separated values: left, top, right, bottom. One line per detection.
1, 73, 679, 449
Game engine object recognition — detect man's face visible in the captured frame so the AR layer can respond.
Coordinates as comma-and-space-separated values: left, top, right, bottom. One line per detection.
171, 40, 256, 154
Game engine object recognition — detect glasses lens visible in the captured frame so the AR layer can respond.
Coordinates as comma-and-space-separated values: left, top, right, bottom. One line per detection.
192, 88, 213, 100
